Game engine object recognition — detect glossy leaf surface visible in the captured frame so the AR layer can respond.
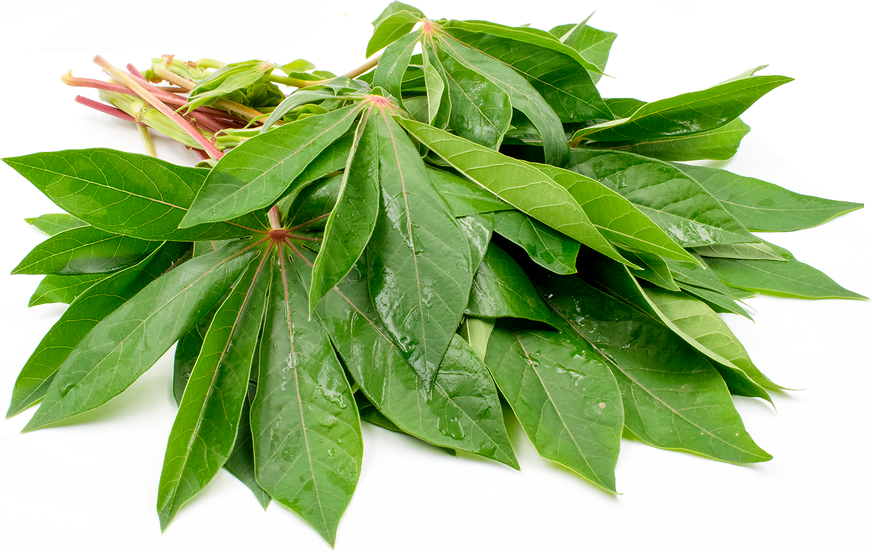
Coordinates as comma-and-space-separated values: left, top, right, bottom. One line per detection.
366, 113, 473, 388
373, 31, 420, 110
427, 166, 511, 217
459, 315, 495, 361
693, 242, 788, 261
4, 150, 264, 241
157, 252, 270, 529
568, 149, 757, 247
537, 273, 771, 463
183, 105, 362, 226
13, 225, 157, 275
492, 210, 579, 275
22, 240, 258, 431
676, 163, 864, 232
549, 22, 617, 84
28, 273, 107, 307
367, 9, 421, 57
486, 319, 623, 491
25, 213, 87, 236
250, 250, 362, 546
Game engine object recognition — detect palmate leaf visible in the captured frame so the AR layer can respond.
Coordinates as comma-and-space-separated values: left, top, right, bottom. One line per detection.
571, 72, 792, 143
675, 163, 864, 232
22, 240, 259, 432
182, 105, 363, 226
157, 250, 271, 530
7, 243, 189, 418
367, 8, 422, 57
399, 118, 635, 269
310, 107, 381, 310
619, 248, 682, 292
366, 112, 474, 388
568, 149, 759, 248
312, 259, 517, 468
250, 246, 362, 547
3, 150, 267, 241
536, 273, 771, 464
485, 319, 624, 492
274, 133, 355, 218
13, 225, 158, 275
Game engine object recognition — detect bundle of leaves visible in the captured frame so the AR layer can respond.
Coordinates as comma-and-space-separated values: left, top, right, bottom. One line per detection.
4, 2, 865, 546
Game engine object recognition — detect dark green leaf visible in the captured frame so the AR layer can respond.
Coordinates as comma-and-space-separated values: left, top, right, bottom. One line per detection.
619, 248, 681, 291
158, 250, 270, 529
25, 213, 87, 236
366, 113, 474, 388
704, 255, 867, 300
274, 134, 354, 219
467, 242, 560, 327
251, 248, 361, 546
7, 243, 189, 419
435, 35, 569, 165
3, 150, 266, 241
262, 89, 346, 132
493, 210, 579, 275
675, 163, 864, 232
13, 226, 158, 275
22, 240, 259, 432
679, 283, 751, 320
536, 273, 771, 463
310, 111, 381, 310
568, 149, 758, 247
438, 47, 512, 149
421, 44, 452, 128
183, 105, 362, 226
28, 273, 107, 307
572, 74, 792, 143
354, 392, 456, 456
223, 384, 271, 508
283, 175, 342, 231
427, 166, 511, 217
485, 319, 623, 491
399, 119, 633, 268
316, 261, 517, 467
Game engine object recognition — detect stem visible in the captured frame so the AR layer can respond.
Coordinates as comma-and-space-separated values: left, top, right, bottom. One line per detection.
341, 55, 381, 79
268, 206, 282, 230
138, 125, 157, 157
273, 54, 382, 88
74, 95, 139, 124
152, 64, 194, 90
196, 58, 225, 70
94, 55, 223, 159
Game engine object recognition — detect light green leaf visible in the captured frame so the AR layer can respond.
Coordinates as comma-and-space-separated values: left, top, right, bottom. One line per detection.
367, 10, 421, 57
427, 166, 511, 217
373, 30, 421, 110
28, 273, 107, 307
459, 316, 495, 361
25, 213, 87, 236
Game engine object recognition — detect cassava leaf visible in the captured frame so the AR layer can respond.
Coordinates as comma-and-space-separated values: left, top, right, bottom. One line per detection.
354, 392, 457, 456
675, 163, 864, 232
22, 239, 259, 432
693, 242, 789, 261
186, 60, 273, 111
183, 105, 363, 226
25, 213, 87, 236
3, 150, 266, 241
619, 248, 682, 292
492, 210, 580, 275
367, 9, 421, 57
157, 251, 271, 529
366, 112, 474, 388
457, 212, 494, 274
536, 273, 771, 464
373, 30, 421, 110
485, 319, 623, 492
28, 273, 107, 307
459, 315, 495, 361
7, 243, 189, 419
13, 225, 158, 275
427, 166, 511, 217
250, 247, 362, 546
549, 22, 617, 84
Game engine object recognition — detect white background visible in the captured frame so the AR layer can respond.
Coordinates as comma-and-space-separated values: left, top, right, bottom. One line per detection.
1, 1, 870, 551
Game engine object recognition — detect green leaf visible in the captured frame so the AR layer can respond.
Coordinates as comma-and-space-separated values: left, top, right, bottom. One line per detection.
568, 149, 758, 247
438, 47, 512, 149
399, 119, 634, 268
373, 30, 421, 110
366, 113, 474, 388
531, 162, 700, 264
679, 283, 751, 320
172, 305, 218, 405
485, 319, 623, 492
459, 315, 495, 361
22, 240, 259, 432
355, 392, 457, 456
367, 9, 421, 57
183, 105, 362, 226
224, 383, 271, 509
274, 133, 355, 219
317, 262, 517, 468
693, 242, 789, 261
25, 213, 87, 236
467, 242, 560, 327
549, 22, 617, 84
434, 35, 569, 165
619, 248, 682, 292
7, 243, 189, 419
157, 250, 270, 530
262, 89, 346, 132
572, 73, 792, 143
457, 212, 494, 274
186, 60, 273, 111
582, 252, 777, 400
250, 248, 362, 547
421, 55, 446, 125
675, 163, 864, 232
13, 226, 158, 275
3, 150, 266, 241
28, 273, 107, 307
590, 118, 751, 162
421, 44, 452, 128
372, 1, 425, 26
493, 210, 579, 275
427, 166, 511, 217
704, 255, 868, 300
310, 110, 381, 311
536, 273, 771, 463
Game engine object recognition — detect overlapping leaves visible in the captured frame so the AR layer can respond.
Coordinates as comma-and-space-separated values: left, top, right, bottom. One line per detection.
3, 2, 865, 548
